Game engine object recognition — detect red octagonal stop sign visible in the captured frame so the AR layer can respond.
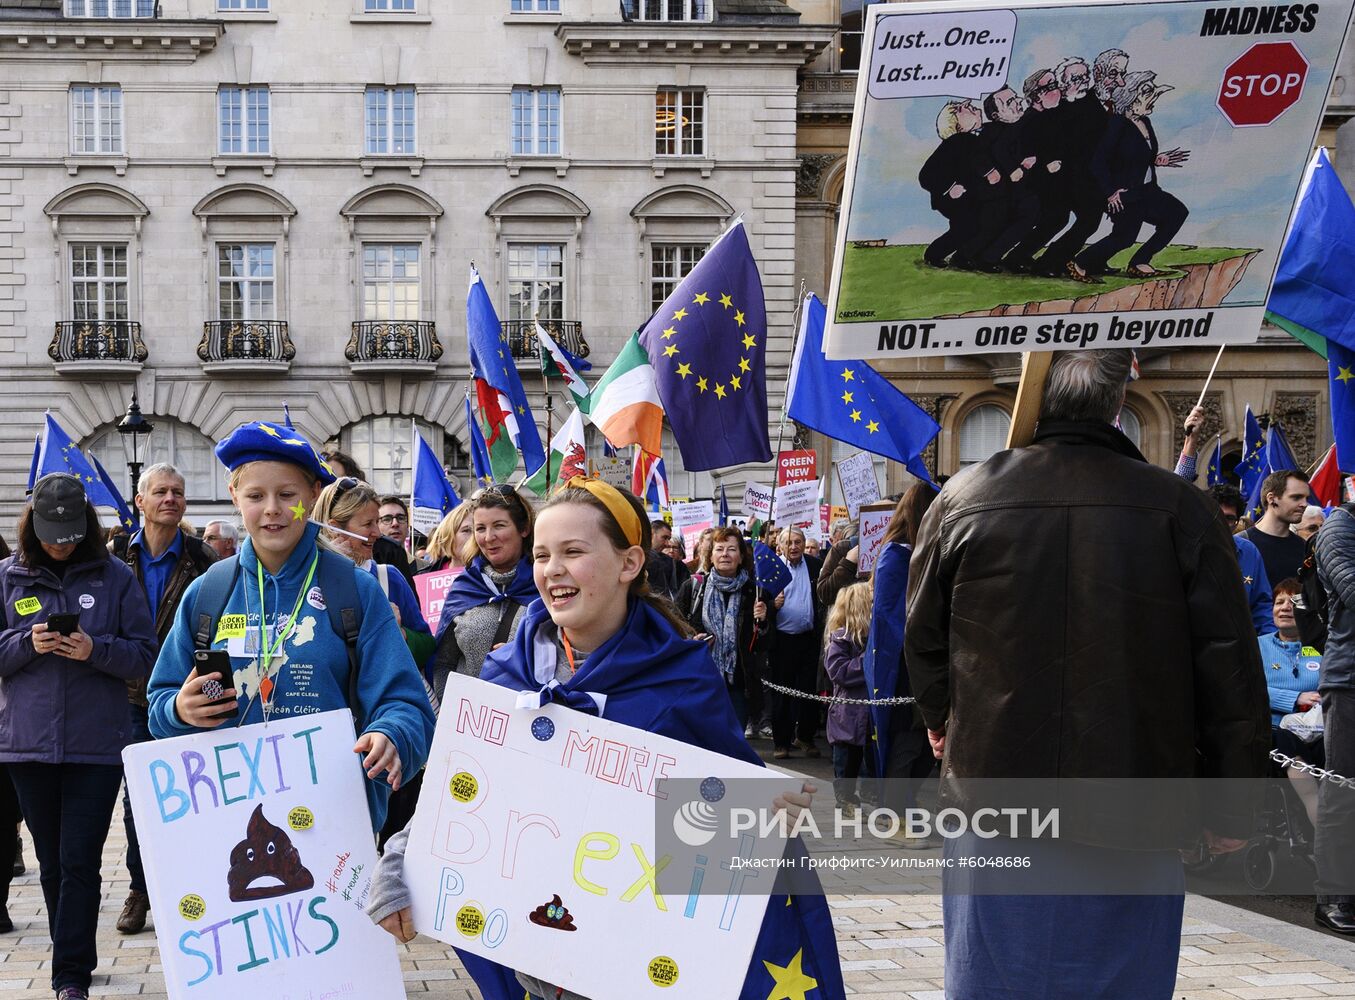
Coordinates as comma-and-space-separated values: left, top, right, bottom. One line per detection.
1217, 41, 1309, 127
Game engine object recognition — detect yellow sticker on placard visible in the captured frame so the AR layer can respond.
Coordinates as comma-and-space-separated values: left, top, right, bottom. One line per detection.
214, 614, 248, 642
288, 806, 314, 831
14, 597, 40, 616
455, 904, 485, 938
449, 771, 478, 803
648, 956, 679, 987
179, 894, 206, 921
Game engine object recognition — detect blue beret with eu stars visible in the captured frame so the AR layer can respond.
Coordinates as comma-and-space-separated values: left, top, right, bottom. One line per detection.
213, 421, 336, 485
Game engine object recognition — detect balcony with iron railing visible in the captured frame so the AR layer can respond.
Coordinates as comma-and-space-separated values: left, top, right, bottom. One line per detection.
346, 319, 443, 375
501, 319, 589, 364
49, 319, 147, 376
198, 319, 295, 374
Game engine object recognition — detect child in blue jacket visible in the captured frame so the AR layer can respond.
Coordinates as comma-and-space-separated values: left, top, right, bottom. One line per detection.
146, 421, 435, 832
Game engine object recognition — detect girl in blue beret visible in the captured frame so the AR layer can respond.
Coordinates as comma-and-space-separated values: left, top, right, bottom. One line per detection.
368, 478, 844, 1000
146, 421, 436, 833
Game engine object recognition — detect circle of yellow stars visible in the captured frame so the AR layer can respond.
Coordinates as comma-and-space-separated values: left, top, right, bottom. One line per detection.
837, 366, 880, 435
661, 290, 758, 400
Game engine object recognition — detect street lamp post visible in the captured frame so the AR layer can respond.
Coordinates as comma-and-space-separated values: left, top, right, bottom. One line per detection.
116, 392, 154, 497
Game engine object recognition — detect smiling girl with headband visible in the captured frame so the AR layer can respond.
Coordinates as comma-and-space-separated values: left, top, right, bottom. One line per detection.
369, 477, 844, 1000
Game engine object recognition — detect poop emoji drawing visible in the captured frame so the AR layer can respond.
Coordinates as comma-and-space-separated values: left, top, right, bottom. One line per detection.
226, 804, 316, 902
528, 894, 577, 932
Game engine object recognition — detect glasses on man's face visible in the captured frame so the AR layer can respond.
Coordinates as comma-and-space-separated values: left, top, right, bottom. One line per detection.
1037, 80, 1060, 94
378, 513, 408, 526
1067, 71, 1090, 85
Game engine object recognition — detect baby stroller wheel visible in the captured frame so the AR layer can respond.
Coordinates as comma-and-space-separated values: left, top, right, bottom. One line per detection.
1243, 842, 1277, 891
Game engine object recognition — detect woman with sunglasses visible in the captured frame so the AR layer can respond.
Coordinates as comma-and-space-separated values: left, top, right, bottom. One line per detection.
429, 484, 538, 699
146, 423, 436, 834
1261, 578, 1323, 828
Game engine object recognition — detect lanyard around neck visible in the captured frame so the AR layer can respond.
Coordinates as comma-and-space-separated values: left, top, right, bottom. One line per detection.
255, 552, 319, 684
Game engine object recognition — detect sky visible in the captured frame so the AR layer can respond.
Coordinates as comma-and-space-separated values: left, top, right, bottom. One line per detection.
843, 0, 1347, 304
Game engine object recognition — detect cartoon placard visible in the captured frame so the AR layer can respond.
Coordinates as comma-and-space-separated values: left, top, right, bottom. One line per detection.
403, 673, 800, 999
122, 710, 404, 1000
824, 0, 1355, 360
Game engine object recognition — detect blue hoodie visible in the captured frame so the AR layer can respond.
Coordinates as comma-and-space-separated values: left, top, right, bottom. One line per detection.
147, 523, 436, 830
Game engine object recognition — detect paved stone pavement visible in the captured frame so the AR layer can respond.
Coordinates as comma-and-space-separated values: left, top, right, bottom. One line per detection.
5, 811, 1355, 998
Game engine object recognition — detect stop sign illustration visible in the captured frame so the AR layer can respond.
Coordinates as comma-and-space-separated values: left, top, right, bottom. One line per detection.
1217, 41, 1309, 127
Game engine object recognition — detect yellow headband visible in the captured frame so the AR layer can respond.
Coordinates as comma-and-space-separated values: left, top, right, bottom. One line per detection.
565, 476, 644, 548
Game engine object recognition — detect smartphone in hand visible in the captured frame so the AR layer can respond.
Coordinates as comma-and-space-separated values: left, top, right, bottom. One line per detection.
46, 613, 80, 636
192, 649, 239, 722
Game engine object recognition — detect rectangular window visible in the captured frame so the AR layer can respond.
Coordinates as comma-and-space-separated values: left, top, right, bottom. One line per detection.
840, 0, 867, 72
655, 88, 704, 156
507, 244, 564, 322
217, 0, 268, 8
364, 86, 416, 155
217, 244, 276, 321
510, 0, 560, 11
218, 86, 270, 155
362, 244, 421, 320
650, 244, 705, 314
364, 0, 414, 10
511, 87, 561, 156
69, 85, 123, 155
65, 0, 155, 16
634, 0, 709, 19
70, 244, 129, 322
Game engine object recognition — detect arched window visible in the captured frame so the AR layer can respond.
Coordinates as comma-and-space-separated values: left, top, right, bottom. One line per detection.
958, 404, 1011, 467
87, 417, 224, 501
343, 416, 453, 496
1117, 406, 1142, 449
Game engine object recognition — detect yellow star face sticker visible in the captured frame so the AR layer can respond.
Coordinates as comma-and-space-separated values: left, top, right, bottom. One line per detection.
719, 293, 733, 309
697, 376, 708, 393
841, 390, 854, 404
693, 292, 710, 305
763, 949, 818, 1000
714, 383, 727, 399
849, 409, 862, 423
661, 326, 678, 340
672, 307, 688, 321
676, 362, 693, 379
1340, 366, 1354, 384
258, 423, 282, 437
663, 344, 679, 358
738, 357, 751, 373
742, 333, 756, 350
730, 375, 742, 390
734, 310, 746, 328
288, 501, 307, 522
866, 419, 880, 434
841, 367, 856, 382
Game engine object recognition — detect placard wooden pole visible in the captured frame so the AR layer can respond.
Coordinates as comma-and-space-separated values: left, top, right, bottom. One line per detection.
1006, 351, 1053, 449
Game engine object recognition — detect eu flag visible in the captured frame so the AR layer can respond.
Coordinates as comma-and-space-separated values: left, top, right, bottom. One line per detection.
787, 293, 940, 485
753, 541, 792, 598
1206, 437, 1225, 488
467, 267, 546, 479
638, 220, 772, 471
1237, 405, 1265, 502
464, 394, 495, 487
90, 453, 137, 531
410, 425, 460, 535
35, 414, 130, 518
1332, 340, 1355, 471
719, 482, 729, 526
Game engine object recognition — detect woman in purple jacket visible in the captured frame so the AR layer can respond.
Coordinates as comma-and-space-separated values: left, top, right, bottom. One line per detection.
0, 474, 156, 1000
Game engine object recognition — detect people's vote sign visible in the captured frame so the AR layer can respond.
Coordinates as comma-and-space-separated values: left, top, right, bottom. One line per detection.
123, 711, 403, 1000
824, 0, 1355, 360
403, 673, 800, 998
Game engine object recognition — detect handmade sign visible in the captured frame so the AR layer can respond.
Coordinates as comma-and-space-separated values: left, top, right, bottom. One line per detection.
742, 481, 774, 519
403, 673, 799, 998
836, 452, 881, 519
772, 480, 820, 526
824, 0, 1355, 360
671, 499, 715, 552
776, 449, 818, 486
122, 710, 403, 1000
415, 566, 464, 633
858, 501, 898, 574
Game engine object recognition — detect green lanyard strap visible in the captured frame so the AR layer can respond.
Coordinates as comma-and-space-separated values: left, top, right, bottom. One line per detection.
255, 552, 319, 708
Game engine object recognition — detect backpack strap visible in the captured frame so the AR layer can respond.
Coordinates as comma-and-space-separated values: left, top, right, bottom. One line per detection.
191, 556, 243, 650
374, 562, 391, 598
314, 549, 365, 730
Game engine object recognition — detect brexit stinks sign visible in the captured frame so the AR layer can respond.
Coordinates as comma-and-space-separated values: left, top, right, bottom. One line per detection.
825, 0, 1355, 360
123, 711, 404, 1000
402, 673, 799, 998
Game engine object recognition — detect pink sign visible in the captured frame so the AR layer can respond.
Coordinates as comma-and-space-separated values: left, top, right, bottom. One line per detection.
415, 567, 463, 633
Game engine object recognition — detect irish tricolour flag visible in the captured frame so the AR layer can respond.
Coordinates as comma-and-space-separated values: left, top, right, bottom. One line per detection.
583, 331, 664, 456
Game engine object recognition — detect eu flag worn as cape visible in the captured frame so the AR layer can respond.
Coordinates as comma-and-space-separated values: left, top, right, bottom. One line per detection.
638, 220, 772, 471
434, 554, 539, 642
468, 266, 546, 480
863, 541, 912, 775
475, 598, 846, 1000
787, 294, 939, 485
